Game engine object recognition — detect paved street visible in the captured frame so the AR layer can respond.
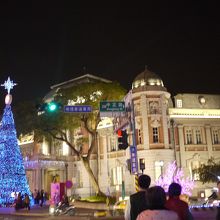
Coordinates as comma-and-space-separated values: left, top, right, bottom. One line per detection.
0, 205, 123, 220
0, 205, 218, 220
191, 207, 217, 220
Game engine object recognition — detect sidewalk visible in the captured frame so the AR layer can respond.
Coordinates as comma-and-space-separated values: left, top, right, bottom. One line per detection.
0, 205, 50, 217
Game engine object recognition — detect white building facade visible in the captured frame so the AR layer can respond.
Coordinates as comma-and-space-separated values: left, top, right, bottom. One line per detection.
20, 70, 220, 199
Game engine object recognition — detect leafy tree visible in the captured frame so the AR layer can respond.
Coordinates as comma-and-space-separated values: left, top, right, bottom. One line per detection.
195, 158, 220, 184
14, 81, 126, 196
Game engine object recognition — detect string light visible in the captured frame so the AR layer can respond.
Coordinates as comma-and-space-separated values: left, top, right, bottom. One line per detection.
24, 160, 66, 169
0, 104, 32, 205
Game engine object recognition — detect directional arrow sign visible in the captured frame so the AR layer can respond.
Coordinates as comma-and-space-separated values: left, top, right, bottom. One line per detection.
100, 101, 125, 112
64, 105, 92, 113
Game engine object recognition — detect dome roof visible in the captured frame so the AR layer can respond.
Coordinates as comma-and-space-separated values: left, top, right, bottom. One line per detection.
132, 67, 166, 91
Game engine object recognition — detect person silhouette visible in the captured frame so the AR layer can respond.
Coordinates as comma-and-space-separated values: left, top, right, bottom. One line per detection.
165, 182, 193, 220
137, 186, 179, 220
125, 174, 151, 220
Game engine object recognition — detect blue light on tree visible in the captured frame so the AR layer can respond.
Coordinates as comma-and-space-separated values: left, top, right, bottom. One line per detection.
0, 77, 32, 205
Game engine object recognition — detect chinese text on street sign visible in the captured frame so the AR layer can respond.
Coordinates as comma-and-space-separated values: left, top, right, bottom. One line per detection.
64, 105, 92, 113
130, 146, 138, 174
100, 101, 125, 112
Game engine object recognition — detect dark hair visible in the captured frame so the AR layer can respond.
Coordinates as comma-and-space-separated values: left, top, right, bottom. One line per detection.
168, 182, 182, 197
138, 175, 151, 190
147, 186, 166, 210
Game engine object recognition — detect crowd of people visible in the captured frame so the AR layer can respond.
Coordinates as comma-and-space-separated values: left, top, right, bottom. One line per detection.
14, 189, 48, 211
12, 176, 220, 219
14, 192, 30, 210
33, 189, 48, 206
124, 174, 194, 220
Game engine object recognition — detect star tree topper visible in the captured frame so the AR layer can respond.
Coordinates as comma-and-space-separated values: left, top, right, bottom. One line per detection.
1, 77, 17, 94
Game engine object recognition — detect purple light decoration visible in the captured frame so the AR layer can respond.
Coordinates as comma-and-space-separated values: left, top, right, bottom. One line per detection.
155, 161, 195, 196
66, 180, 73, 189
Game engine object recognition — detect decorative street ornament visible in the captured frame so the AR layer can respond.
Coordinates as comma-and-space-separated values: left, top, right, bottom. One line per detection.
1, 77, 17, 94
5, 94, 12, 105
1, 77, 17, 105
66, 180, 73, 189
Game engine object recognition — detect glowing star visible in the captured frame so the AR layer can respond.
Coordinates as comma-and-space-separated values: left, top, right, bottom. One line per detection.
1, 77, 17, 94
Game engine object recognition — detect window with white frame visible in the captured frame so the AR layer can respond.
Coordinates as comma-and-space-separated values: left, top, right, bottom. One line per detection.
155, 161, 164, 180
153, 128, 159, 143
149, 101, 159, 114
111, 166, 123, 186
176, 99, 182, 108
195, 129, 202, 144
212, 128, 220, 144
134, 103, 140, 116
137, 129, 142, 144
110, 136, 116, 151
186, 129, 193, 144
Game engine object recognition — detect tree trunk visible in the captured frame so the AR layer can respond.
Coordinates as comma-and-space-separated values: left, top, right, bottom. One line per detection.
80, 156, 105, 196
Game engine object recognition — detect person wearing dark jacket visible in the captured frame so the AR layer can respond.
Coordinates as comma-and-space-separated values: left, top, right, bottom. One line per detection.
24, 193, 30, 210
165, 182, 193, 220
124, 174, 151, 220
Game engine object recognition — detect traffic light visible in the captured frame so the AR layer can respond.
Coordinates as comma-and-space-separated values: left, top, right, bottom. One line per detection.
36, 101, 63, 113
117, 129, 129, 150
47, 102, 60, 112
139, 158, 145, 174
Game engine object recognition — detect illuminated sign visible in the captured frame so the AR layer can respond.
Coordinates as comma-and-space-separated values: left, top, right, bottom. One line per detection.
64, 105, 92, 113
100, 101, 125, 112
130, 146, 138, 174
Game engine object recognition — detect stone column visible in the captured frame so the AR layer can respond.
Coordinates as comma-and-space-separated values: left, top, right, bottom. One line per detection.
34, 169, 37, 190
103, 134, 109, 187
161, 95, 169, 149
35, 168, 41, 190
205, 125, 213, 158
41, 169, 45, 190
140, 94, 149, 150
177, 125, 186, 168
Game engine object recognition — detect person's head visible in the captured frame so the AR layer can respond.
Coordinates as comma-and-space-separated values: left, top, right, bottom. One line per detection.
147, 186, 166, 210
168, 182, 182, 197
138, 174, 151, 190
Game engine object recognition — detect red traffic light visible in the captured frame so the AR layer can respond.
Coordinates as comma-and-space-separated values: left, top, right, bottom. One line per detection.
117, 129, 128, 150
117, 129, 122, 137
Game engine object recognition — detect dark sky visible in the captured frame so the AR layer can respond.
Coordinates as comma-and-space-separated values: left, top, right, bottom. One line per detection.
0, 2, 220, 105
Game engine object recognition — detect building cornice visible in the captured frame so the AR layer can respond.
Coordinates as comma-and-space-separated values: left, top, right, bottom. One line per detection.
169, 108, 220, 119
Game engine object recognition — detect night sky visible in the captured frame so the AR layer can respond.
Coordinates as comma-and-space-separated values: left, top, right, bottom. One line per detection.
0, 2, 220, 105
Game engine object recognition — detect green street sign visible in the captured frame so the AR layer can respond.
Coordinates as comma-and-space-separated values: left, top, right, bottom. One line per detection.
100, 101, 125, 112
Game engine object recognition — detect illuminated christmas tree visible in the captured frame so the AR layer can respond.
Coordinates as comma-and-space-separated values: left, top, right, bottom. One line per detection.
0, 77, 31, 205
155, 161, 195, 196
